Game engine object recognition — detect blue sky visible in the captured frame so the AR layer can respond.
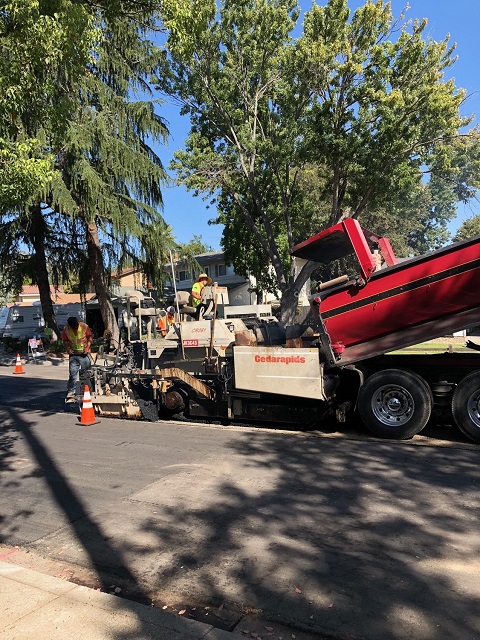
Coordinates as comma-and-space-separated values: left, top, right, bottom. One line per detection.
156, 0, 480, 249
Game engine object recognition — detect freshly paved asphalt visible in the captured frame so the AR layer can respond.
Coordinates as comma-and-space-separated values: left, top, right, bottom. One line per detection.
1, 361, 480, 640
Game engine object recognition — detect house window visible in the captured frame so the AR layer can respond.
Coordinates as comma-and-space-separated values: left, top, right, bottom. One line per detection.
214, 264, 226, 277
178, 270, 191, 282
192, 267, 210, 279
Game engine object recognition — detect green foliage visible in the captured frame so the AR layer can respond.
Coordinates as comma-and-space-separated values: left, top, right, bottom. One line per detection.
0, 1, 95, 134
0, 203, 85, 299
0, 3, 172, 335
0, 139, 55, 209
46, 338, 66, 354
300, 0, 468, 221
0, 0, 165, 212
0, 263, 21, 306
1, 336, 26, 353
159, 0, 479, 322
0, 1, 96, 210
45, 11, 173, 338
180, 234, 214, 255
161, 0, 216, 56
159, 0, 303, 301
453, 216, 480, 242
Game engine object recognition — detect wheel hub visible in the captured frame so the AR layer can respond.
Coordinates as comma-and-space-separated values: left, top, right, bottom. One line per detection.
372, 385, 414, 426
466, 391, 480, 428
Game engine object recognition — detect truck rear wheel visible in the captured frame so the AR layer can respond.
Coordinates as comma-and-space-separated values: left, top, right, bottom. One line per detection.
451, 371, 480, 444
358, 369, 432, 439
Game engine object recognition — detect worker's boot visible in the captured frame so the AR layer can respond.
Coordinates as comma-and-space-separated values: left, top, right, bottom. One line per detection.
65, 391, 76, 403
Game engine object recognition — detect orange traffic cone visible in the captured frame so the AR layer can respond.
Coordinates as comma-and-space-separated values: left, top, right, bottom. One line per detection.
13, 353, 25, 375
77, 385, 100, 426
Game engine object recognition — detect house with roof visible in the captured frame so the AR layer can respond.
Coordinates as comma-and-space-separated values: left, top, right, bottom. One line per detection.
14, 285, 96, 306
15, 284, 47, 304
110, 267, 148, 295
171, 251, 265, 305
110, 251, 278, 306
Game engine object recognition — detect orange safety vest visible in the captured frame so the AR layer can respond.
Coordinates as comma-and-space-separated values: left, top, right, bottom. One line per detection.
62, 323, 91, 354
158, 314, 174, 334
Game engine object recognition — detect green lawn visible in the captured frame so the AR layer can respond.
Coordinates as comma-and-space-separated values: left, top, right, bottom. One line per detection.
390, 337, 477, 355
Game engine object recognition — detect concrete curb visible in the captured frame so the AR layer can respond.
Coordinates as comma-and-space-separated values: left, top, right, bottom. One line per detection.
0, 561, 232, 639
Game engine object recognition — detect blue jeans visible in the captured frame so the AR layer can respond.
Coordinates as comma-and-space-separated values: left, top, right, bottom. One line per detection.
67, 354, 92, 395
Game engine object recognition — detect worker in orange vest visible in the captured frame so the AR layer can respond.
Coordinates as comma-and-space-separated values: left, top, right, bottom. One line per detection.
61, 316, 93, 402
158, 306, 176, 337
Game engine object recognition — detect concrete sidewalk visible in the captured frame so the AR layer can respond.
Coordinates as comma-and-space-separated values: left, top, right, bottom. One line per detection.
0, 561, 232, 640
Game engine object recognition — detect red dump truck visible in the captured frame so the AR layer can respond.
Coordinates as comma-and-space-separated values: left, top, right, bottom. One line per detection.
87, 220, 480, 444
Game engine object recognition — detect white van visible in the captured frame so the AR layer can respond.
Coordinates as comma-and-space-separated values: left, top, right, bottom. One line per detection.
2, 303, 85, 339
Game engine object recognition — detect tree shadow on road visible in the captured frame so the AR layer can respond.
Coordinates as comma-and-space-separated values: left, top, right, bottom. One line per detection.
0, 375, 68, 415
1, 389, 480, 640
138, 431, 480, 640
0, 404, 188, 640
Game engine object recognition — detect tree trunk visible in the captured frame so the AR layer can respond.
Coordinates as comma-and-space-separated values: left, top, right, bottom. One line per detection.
279, 285, 300, 327
278, 259, 315, 327
86, 220, 120, 345
28, 204, 60, 340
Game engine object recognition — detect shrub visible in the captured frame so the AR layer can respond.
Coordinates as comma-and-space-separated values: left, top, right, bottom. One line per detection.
47, 339, 66, 354
1, 337, 25, 353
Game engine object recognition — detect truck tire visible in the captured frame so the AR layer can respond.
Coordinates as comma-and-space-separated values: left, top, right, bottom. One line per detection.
358, 369, 432, 439
451, 371, 480, 444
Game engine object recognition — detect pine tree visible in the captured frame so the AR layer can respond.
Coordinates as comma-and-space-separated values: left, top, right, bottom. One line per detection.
0, 202, 86, 339
1, 3, 171, 341
51, 12, 171, 344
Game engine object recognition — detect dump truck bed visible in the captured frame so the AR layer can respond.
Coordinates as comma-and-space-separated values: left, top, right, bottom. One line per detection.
292, 220, 480, 364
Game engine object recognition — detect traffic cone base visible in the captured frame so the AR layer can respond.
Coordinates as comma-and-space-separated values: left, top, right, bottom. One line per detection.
13, 353, 25, 374
77, 385, 100, 426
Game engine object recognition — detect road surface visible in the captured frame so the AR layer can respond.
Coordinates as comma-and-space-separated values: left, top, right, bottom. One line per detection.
0, 366, 479, 640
